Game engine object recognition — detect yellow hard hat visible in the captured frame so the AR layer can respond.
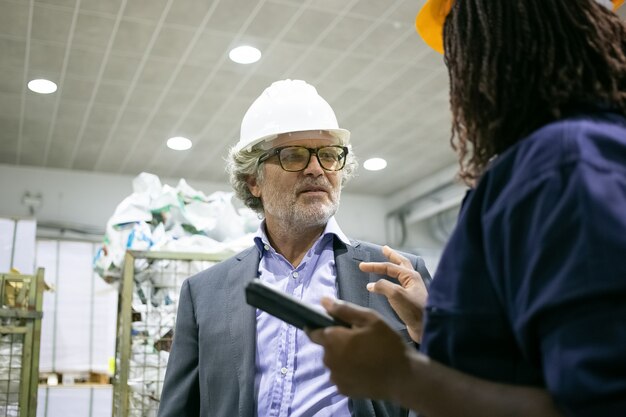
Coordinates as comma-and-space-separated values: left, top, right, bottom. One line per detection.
415, 0, 625, 54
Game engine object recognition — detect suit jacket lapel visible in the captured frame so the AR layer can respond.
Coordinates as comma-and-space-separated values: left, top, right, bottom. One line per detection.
226, 247, 260, 417
334, 238, 377, 417
334, 238, 371, 307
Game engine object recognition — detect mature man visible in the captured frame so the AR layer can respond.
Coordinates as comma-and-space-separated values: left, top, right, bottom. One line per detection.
157, 79, 431, 417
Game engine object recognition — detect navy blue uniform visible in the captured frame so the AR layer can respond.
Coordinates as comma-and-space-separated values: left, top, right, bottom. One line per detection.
421, 110, 626, 416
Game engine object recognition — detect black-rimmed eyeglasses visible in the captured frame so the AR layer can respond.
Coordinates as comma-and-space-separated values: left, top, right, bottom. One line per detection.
258, 145, 349, 172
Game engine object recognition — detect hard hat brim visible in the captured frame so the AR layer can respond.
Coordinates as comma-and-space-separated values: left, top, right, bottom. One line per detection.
415, 0, 453, 55
237, 128, 351, 152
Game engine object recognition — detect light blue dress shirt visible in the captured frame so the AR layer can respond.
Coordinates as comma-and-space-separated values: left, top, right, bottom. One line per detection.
253, 217, 352, 417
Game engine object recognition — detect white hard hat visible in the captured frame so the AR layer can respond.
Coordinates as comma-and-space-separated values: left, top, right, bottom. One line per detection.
235, 79, 351, 152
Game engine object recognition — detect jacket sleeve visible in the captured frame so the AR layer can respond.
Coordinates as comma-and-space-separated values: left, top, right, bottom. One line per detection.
157, 279, 201, 417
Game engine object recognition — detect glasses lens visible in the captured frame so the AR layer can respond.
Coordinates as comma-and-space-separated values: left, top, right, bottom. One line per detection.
317, 146, 345, 170
278, 147, 311, 171
276, 146, 347, 171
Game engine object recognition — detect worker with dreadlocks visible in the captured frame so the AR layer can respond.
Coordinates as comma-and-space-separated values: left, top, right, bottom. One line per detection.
308, 0, 626, 416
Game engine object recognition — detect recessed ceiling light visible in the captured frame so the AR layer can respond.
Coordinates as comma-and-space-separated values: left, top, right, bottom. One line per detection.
27, 79, 57, 94
229, 45, 262, 64
363, 157, 387, 171
167, 136, 192, 151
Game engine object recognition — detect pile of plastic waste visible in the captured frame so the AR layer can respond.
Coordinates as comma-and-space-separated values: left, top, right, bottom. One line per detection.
93, 172, 259, 283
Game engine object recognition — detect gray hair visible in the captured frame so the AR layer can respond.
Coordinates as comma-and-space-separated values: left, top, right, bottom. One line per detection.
226, 144, 358, 215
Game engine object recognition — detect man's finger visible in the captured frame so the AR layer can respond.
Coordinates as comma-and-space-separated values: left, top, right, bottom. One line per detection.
321, 297, 379, 327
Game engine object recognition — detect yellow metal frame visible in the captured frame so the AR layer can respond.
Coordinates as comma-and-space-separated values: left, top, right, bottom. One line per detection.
0, 268, 45, 417
112, 250, 228, 417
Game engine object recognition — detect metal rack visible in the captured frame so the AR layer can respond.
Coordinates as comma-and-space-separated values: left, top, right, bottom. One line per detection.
111, 251, 227, 417
0, 269, 45, 417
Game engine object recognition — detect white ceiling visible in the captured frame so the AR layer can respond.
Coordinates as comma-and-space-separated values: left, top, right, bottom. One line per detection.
11, 0, 572, 199
2, 1, 625, 196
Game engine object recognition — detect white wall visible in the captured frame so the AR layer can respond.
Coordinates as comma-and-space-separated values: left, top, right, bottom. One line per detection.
335, 192, 388, 245
0, 164, 388, 244
37, 385, 112, 417
36, 240, 117, 374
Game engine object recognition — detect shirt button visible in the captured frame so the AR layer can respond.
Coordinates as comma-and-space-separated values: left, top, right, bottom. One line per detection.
280, 367, 288, 375
264, 244, 270, 251
292, 271, 299, 278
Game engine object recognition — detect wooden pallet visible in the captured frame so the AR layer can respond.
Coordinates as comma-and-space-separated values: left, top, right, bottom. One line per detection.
39, 372, 111, 385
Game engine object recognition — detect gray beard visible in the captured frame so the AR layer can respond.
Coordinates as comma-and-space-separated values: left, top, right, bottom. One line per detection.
260, 174, 341, 232
263, 190, 340, 234
290, 196, 339, 231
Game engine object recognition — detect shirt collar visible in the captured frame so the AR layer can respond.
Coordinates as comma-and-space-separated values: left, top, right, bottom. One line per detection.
253, 216, 351, 254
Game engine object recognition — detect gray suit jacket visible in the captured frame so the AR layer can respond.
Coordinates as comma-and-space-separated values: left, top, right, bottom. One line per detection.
158, 237, 431, 417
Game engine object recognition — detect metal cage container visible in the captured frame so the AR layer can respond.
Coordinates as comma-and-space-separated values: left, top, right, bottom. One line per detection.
0, 269, 45, 417
111, 251, 226, 417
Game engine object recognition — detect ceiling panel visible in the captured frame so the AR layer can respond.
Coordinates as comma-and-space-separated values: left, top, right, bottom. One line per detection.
110, 18, 158, 57
101, 54, 142, 83
254, 41, 306, 77
282, 9, 336, 46
317, 15, 373, 54
0, 38, 26, 70
29, 42, 65, 75
360, 23, 413, 59
36, 0, 75, 7
88, 104, 119, 127
247, 2, 300, 41
124, 0, 169, 22
79, 0, 123, 15
45, 140, 74, 169
205, 0, 259, 33
72, 130, 107, 170
67, 46, 107, 79
23, 95, 55, 123
136, 58, 178, 88
0, 94, 21, 119
188, 91, 228, 121
279, 0, 347, 16
92, 81, 128, 106
114, 109, 150, 135
72, 11, 118, 49
56, 99, 87, 124
164, 0, 219, 27
151, 26, 197, 60
31, 4, 74, 44
0, 143, 18, 164
187, 30, 234, 68
51, 121, 80, 145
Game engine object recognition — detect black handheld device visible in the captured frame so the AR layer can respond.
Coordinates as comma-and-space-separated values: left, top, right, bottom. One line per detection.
245, 278, 350, 330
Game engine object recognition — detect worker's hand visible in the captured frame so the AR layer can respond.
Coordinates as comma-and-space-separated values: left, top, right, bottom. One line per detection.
359, 245, 428, 343
307, 297, 414, 400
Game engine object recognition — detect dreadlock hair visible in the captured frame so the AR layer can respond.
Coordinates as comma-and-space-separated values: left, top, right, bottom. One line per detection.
443, 0, 626, 185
